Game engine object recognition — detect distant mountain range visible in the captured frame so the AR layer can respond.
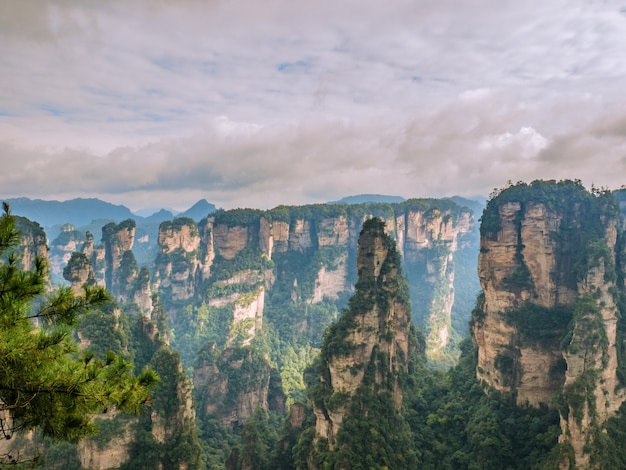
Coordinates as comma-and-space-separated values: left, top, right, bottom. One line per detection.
3, 197, 217, 228
328, 194, 407, 205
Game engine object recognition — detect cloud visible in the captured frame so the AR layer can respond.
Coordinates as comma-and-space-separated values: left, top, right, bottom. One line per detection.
479, 127, 548, 159
2, 0, 626, 210
1, 117, 406, 209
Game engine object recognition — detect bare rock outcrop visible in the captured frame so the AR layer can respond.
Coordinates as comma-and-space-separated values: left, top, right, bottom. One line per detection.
473, 180, 626, 467
63, 252, 97, 294
399, 206, 473, 363
102, 219, 137, 298
311, 218, 411, 448
77, 414, 135, 470
82, 231, 106, 287
311, 254, 349, 303
133, 267, 153, 316
14, 216, 48, 271
154, 218, 204, 302
48, 224, 85, 282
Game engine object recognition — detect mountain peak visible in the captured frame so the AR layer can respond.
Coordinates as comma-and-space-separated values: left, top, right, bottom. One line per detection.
178, 199, 216, 221
328, 194, 406, 205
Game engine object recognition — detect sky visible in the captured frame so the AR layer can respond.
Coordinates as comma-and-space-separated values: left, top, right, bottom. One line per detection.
2, 0, 626, 212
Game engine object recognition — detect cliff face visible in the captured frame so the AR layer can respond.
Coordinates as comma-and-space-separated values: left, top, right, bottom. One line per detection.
473, 181, 626, 467
82, 231, 106, 288
172, 203, 476, 364
77, 307, 200, 470
63, 252, 97, 294
48, 225, 85, 284
102, 220, 138, 299
194, 345, 285, 428
14, 216, 48, 271
311, 218, 411, 448
154, 218, 206, 302
77, 414, 135, 470
400, 208, 473, 364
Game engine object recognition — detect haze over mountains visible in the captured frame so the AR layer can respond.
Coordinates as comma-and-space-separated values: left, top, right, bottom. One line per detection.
5, 197, 217, 228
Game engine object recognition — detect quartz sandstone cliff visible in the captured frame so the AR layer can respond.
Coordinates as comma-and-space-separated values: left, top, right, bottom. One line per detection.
77, 304, 200, 470
13, 216, 48, 271
473, 181, 626, 468
172, 204, 474, 362
153, 217, 207, 302
63, 252, 97, 294
194, 345, 285, 428
311, 218, 411, 448
102, 220, 138, 300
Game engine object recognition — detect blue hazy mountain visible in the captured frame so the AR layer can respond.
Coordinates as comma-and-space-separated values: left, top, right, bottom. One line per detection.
5, 197, 136, 227
328, 194, 407, 205
177, 199, 217, 221
4, 197, 216, 228
143, 209, 175, 223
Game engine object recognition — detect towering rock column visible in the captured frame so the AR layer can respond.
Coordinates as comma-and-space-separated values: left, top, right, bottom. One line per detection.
473, 181, 626, 467
63, 252, 97, 294
153, 218, 203, 301
311, 217, 411, 449
14, 216, 48, 271
102, 220, 138, 300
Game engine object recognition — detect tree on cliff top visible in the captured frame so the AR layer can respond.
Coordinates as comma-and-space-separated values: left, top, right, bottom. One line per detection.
0, 203, 157, 464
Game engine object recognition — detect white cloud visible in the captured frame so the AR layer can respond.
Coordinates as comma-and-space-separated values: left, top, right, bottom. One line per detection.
1, 0, 626, 210
460, 89, 493, 101
479, 127, 549, 158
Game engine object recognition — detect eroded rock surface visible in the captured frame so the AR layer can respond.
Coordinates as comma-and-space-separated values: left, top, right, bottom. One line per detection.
473, 181, 626, 467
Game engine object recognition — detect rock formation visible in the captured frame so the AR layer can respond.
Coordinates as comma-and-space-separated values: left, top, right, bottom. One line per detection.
473, 180, 626, 467
194, 345, 285, 428
147, 202, 477, 365
77, 413, 135, 470
399, 206, 473, 364
310, 218, 411, 449
82, 231, 106, 287
153, 217, 207, 302
48, 224, 85, 283
63, 252, 97, 294
208, 204, 473, 358
13, 216, 48, 271
133, 267, 153, 316
102, 220, 137, 299
76, 301, 200, 470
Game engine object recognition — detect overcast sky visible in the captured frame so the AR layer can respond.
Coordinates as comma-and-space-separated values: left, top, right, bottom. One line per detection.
2, 0, 626, 212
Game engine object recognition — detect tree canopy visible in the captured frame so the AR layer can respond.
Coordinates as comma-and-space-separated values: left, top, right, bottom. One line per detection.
0, 203, 157, 464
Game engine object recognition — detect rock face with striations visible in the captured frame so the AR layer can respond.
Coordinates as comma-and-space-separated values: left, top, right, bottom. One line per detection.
14, 216, 48, 271
154, 217, 212, 302
63, 252, 97, 294
77, 302, 201, 470
473, 180, 626, 468
82, 231, 106, 287
310, 218, 411, 449
48, 224, 85, 283
102, 219, 138, 299
174, 203, 476, 364
194, 345, 285, 428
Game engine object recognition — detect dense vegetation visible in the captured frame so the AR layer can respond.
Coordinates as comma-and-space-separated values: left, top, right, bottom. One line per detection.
0, 204, 157, 466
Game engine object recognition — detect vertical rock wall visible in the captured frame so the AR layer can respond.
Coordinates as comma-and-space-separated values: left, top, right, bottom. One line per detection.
311, 218, 411, 448
102, 219, 137, 298
473, 181, 626, 467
